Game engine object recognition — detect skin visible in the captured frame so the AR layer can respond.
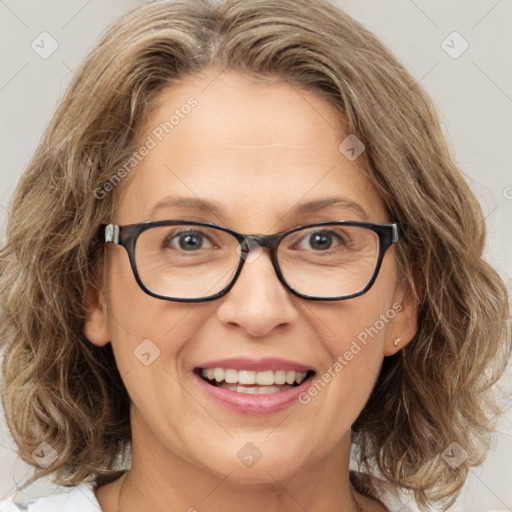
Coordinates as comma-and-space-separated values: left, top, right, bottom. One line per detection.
85, 70, 418, 512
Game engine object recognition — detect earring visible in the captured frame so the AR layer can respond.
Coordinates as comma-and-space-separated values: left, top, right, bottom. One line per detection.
393, 337, 402, 347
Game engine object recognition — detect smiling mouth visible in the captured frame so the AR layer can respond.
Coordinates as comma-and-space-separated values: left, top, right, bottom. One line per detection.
195, 367, 315, 394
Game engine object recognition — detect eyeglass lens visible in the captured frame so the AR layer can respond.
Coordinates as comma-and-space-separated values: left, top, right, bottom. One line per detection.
133, 223, 380, 300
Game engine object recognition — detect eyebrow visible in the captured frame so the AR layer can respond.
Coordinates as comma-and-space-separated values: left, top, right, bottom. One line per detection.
148, 196, 369, 221
294, 197, 368, 220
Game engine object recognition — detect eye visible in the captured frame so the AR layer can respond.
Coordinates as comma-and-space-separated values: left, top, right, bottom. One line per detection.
295, 229, 349, 251
163, 229, 214, 251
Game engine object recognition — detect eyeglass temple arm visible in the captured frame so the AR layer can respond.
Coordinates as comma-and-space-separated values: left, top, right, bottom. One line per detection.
391, 223, 400, 243
104, 224, 121, 244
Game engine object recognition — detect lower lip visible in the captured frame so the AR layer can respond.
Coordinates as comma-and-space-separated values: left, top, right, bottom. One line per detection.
194, 372, 314, 415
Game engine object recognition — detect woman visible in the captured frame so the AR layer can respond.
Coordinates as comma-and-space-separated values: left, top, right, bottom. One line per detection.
0, 0, 510, 511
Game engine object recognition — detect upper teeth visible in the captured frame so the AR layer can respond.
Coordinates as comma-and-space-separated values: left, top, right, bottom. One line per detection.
201, 368, 308, 386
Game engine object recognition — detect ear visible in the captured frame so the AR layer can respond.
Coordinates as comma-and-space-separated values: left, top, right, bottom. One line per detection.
383, 274, 419, 356
83, 280, 111, 347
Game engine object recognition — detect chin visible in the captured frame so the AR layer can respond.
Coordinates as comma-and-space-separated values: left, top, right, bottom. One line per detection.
214, 458, 308, 486
190, 438, 314, 486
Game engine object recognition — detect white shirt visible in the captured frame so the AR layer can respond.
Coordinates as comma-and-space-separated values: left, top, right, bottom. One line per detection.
0, 474, 507, 511
0, 483, 99, 512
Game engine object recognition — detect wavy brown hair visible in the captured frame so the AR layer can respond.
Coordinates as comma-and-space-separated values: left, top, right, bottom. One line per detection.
1, 0, 510, 509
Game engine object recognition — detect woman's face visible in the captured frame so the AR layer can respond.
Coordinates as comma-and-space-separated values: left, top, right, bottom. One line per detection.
86, 71, 416, 485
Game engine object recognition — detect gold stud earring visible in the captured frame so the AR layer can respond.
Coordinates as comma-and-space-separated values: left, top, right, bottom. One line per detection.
393, 337, 402, 347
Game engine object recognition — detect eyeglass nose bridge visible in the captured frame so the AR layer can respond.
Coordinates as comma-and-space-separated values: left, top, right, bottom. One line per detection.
232, 232, 293, 296
236, 232, 287, 271
238, 233, 281, 255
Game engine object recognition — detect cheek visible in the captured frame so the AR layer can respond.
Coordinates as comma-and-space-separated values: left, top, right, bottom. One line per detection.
316, 302, 388, 395
104, 252, 189, 385
304, 258, 400, 415
104, 286, 199, 442
317, 266, 398, 368
103, 249, 219, 418
106, 289, 194, 377
106, 246, 184, 345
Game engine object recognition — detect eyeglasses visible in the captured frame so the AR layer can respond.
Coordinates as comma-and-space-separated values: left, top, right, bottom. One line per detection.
99, 220, 401, 302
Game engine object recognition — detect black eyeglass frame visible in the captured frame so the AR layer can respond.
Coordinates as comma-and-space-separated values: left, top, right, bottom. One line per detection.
99, 220, 401, 303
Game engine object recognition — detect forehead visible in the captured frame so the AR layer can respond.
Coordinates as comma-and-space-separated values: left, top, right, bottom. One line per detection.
117, 71, 387, 229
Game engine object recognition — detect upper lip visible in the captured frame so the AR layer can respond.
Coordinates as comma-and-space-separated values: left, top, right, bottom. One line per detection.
195, 357, 314, 373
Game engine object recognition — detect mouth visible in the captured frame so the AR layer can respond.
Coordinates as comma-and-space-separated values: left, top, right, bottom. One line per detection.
194, 367, 316, 394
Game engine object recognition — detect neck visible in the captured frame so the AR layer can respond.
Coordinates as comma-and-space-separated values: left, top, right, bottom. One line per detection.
110, 414, 364, 512
116, 468, 364, 512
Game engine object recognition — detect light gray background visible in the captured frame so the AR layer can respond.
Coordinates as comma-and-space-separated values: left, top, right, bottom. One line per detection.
1, 0, 511, 510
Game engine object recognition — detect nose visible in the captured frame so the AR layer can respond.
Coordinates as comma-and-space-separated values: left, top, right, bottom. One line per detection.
215, 248, 300, 338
